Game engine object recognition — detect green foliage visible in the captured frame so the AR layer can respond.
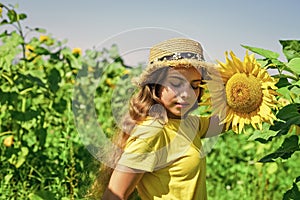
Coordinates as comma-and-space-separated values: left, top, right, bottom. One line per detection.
206, 40, 300, 200
241, 45, 280, 59
1, 3, 299, 200
259, 135, 299, 162
240, 41, 300, 199
283, 176, 300, 200
0, 3, 140, 199
280, 40, 300, 61
207, 131, 300, 200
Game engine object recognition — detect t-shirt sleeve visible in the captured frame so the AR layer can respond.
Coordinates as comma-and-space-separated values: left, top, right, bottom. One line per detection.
199, 116, 210, 137
117, 122, 165, 172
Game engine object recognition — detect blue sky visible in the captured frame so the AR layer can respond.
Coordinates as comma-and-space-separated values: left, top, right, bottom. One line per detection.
1, 0, 300, 66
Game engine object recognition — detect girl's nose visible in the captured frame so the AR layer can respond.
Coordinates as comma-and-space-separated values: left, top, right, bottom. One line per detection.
179, 90, 188, 99
178, 84, 192, 99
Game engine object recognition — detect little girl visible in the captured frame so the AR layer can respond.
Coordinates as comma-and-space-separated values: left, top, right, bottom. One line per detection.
95, 38, 223, 200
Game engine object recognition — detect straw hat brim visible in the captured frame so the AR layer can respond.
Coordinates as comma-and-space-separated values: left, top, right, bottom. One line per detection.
133, 58, 217, 86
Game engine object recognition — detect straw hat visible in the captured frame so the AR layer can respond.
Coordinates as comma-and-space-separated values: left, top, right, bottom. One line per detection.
135, 38, 216, 85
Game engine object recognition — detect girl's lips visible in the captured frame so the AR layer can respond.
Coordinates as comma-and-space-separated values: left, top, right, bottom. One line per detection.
175, 102, 190, 108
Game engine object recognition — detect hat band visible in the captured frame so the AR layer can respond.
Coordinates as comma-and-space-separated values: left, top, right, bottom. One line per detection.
150, 52, 204, 64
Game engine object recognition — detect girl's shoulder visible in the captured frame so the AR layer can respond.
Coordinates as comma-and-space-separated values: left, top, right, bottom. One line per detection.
131, 117, 165, 138
187, 114, 210, 121
137, 117, 165, 127
170, 114, 209, 127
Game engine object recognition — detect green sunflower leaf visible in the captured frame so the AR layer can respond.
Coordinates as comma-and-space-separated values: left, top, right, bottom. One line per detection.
283, 180, 300, 200
10, 109, 40, 121
34, 46, 50, 55
280, 40, 300, 61
241, 45, 280, 59
247, 123, 278, 143
18, 13, 27, 20
259, 135, 300, 163
271, 103, 300, 135
287, 58, 300, 74
276, 77, 291, 88
277, 103, 300, 121
296, 176, 300, 183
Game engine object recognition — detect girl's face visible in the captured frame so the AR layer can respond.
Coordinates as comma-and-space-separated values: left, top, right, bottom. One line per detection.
159, 66, 202, 118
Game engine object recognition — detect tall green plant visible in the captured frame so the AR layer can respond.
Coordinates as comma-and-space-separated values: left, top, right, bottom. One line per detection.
241, 41, 300, 199
206, 42, 300, 199
0, 3, 138, 199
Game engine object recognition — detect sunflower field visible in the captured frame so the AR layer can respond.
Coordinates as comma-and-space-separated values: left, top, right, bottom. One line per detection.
0, 3, 300, 200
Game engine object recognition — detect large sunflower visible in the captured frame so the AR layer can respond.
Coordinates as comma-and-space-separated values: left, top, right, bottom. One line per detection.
206, 51, 279, 133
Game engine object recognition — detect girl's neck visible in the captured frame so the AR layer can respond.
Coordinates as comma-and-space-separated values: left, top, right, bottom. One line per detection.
167, 112, 188, 120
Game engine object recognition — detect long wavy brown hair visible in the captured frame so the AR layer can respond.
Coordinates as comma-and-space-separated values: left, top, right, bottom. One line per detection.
86, 65, 205, 199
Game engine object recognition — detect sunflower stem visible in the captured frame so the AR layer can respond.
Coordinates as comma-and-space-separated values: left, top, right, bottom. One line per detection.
273, 74, 298, 81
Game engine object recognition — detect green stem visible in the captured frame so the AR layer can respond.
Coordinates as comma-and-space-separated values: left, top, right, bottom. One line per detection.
1, 73, 13, 85
15, 16, 26, 60
21, 98, 26, 112
0, 3, 27, 61
273, 74, 298, 81
0, 131, 15, 137
281, 65, 299, 81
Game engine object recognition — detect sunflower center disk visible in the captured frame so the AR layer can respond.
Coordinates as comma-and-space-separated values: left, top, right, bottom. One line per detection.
225, 73, 262, 113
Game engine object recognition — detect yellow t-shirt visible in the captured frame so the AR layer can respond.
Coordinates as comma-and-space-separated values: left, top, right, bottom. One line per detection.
118, 115, 210, 200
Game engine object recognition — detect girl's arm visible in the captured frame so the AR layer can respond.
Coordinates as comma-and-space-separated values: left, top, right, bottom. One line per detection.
102, 165, 144, 200
202, 115, 226, 138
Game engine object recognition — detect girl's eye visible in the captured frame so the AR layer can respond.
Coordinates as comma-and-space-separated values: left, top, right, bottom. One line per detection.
170, 82, 183, 88
170, 80, 184, 87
